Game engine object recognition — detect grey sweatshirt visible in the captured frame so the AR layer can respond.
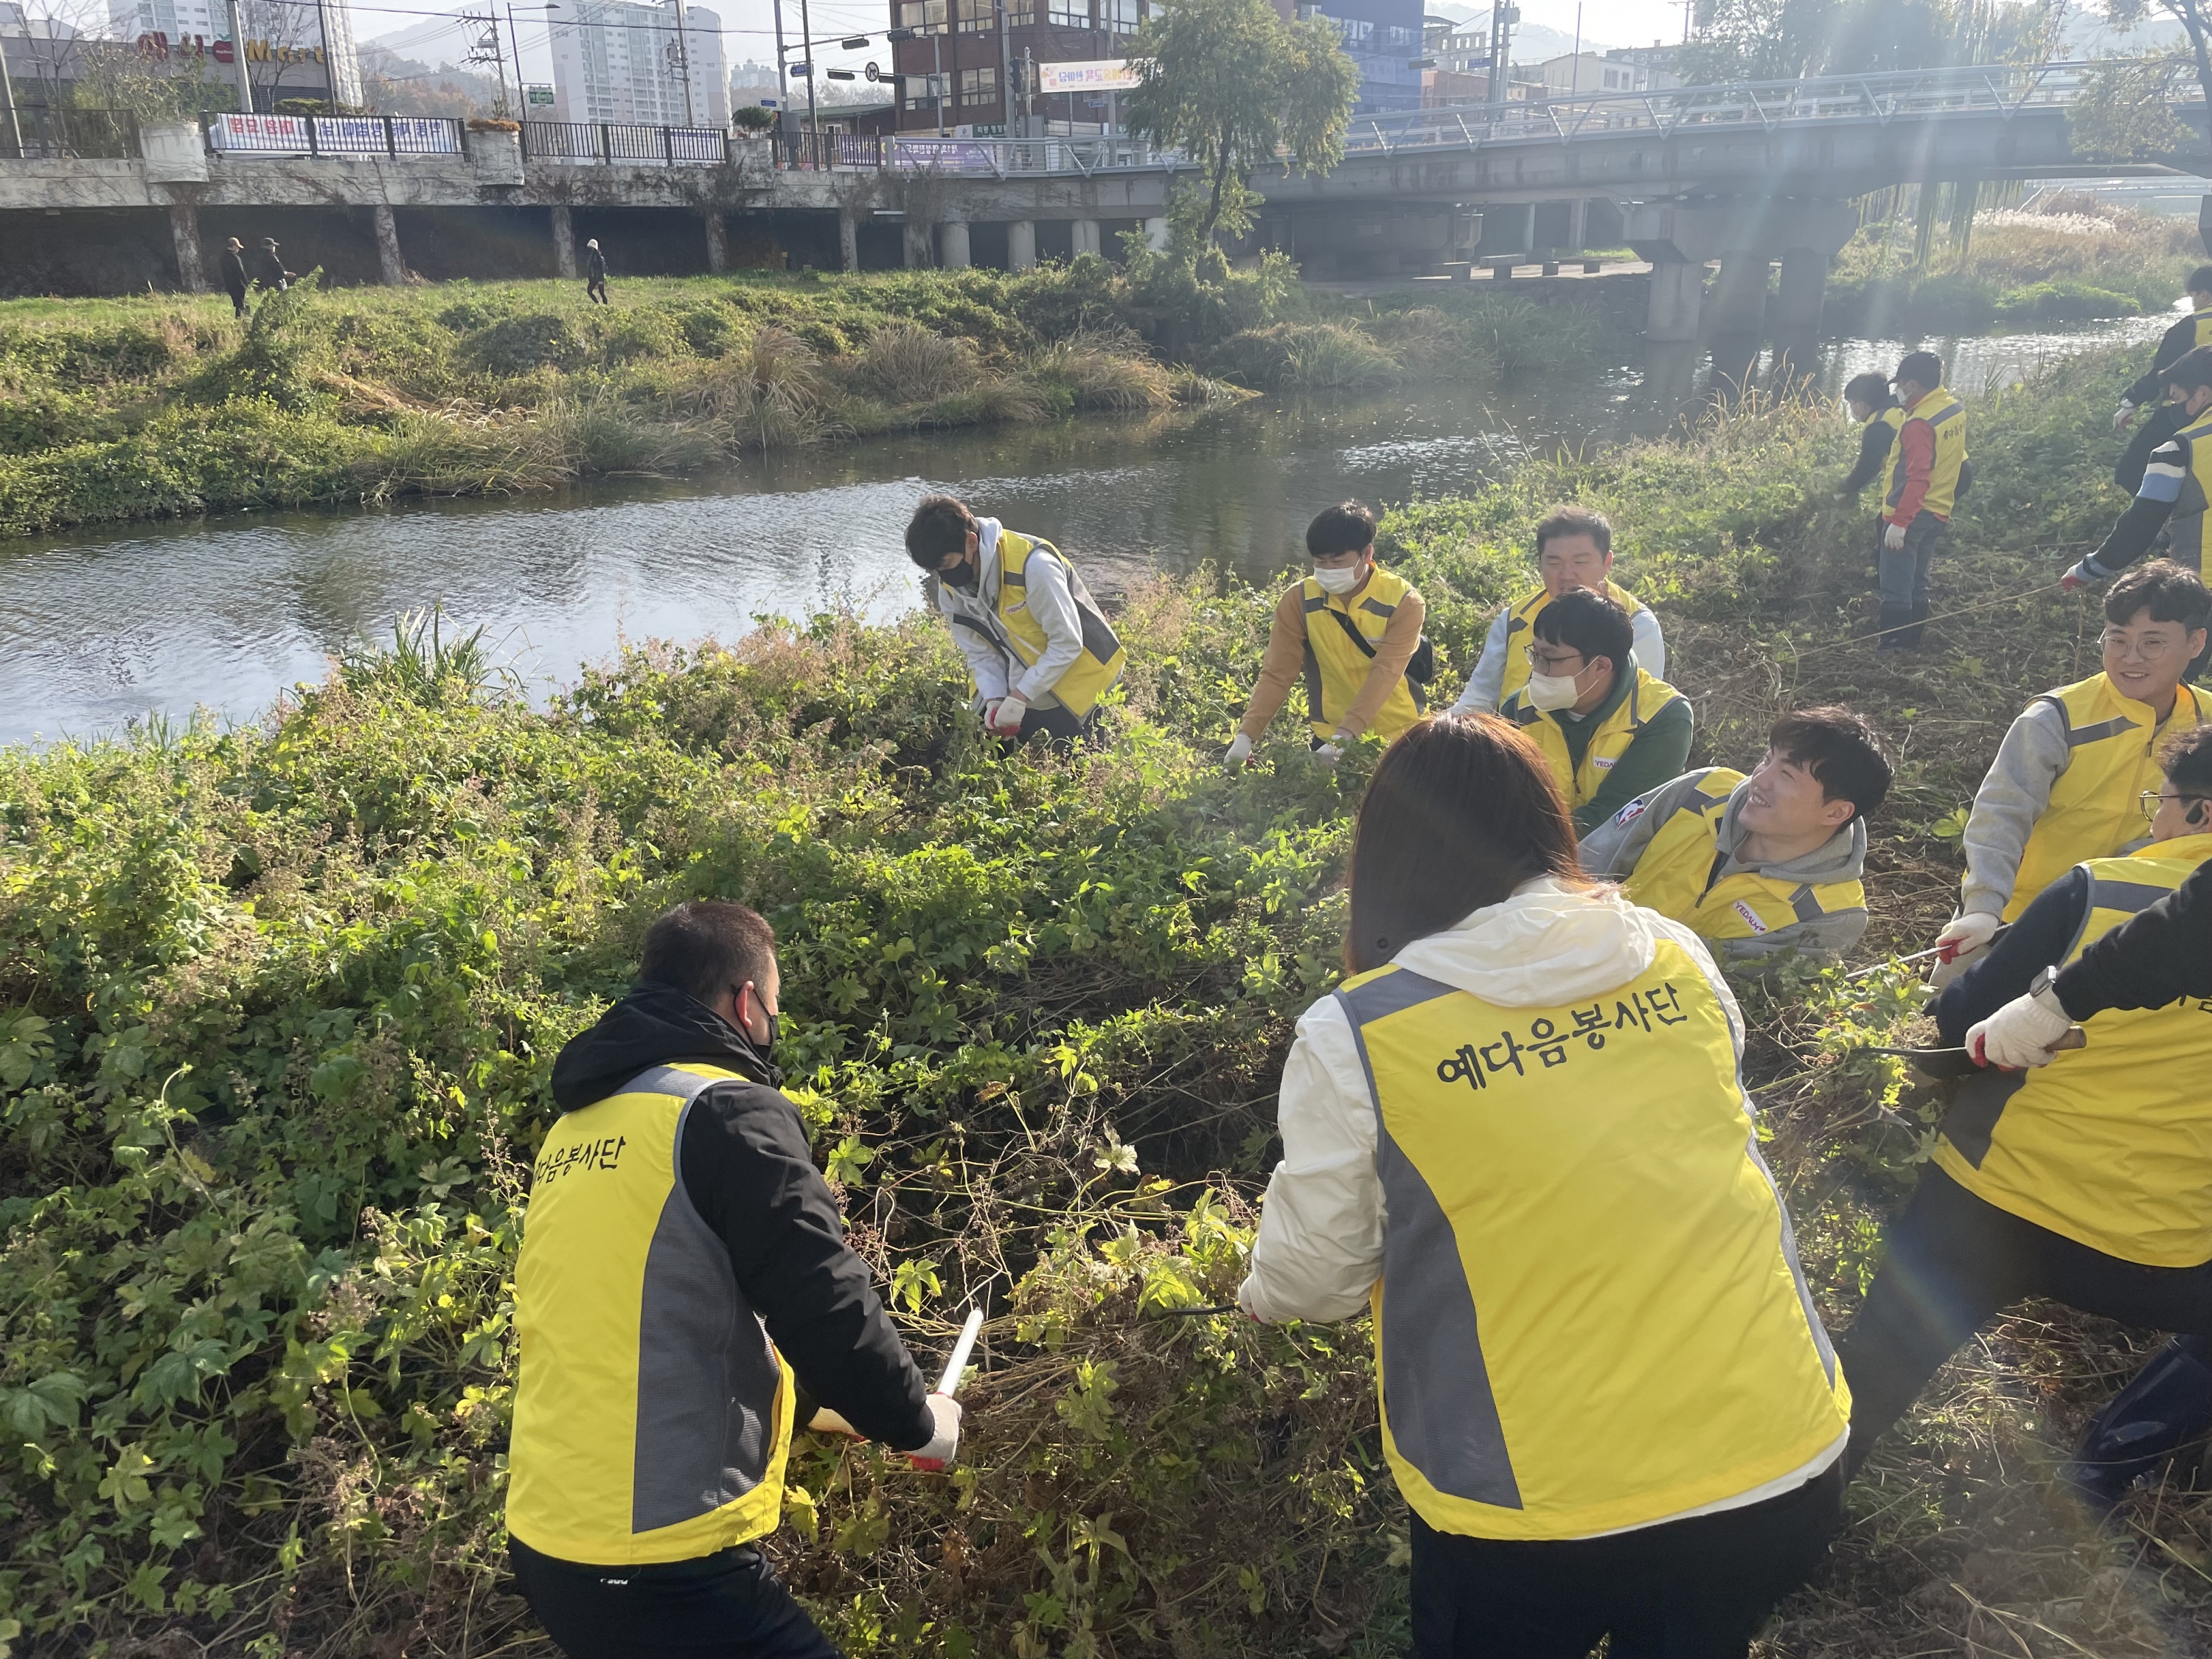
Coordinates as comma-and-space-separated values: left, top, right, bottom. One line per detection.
1582, 767, 1871, 963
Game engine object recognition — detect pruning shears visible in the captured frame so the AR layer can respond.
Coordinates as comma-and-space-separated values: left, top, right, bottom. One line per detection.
1852, 1026, 2086, 1079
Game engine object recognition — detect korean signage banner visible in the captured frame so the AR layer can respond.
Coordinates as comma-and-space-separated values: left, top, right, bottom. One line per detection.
1035, 58, 1145, 94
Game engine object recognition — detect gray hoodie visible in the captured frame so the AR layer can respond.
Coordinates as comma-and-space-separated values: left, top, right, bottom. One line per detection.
1581, 766, 1871, 963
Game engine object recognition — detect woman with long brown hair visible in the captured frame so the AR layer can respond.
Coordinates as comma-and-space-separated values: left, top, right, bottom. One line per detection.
1238, 713, 1850, 1659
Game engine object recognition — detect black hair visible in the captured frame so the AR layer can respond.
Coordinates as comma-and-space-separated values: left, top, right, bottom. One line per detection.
2166, 344, 2212, 397
1307, 501, 1377, 558
2165, 725, 2212, 805
1531, 587, 1633, 671
905, 494, 976, 569
639, 900, 777, 1007
1893, 349, 1944, 389
1534, 504, 1613, 557
1843, 372, 1896, 411
2190, 264, 2212, 295
2106, 559, 2212, 632
1767, 706, 1893, 825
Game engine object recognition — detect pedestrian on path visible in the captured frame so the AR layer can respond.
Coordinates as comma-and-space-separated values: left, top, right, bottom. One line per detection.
585, 237, 609, 304
220, 237, 250, 318
252, 236, 292, 296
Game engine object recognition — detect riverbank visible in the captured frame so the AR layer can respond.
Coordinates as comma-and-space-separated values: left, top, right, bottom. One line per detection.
0, 262, 1600, 541
6, 344, 2208, 1658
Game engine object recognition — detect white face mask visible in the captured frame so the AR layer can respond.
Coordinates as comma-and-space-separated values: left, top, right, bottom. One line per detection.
1525, 665, 1588, 712
1312, 562, 1363, 595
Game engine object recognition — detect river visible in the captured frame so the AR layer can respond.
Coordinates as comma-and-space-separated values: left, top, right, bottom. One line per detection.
0, 316, 2161, 747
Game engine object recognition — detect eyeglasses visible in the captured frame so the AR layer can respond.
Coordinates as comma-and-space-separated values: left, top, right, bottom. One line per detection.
1524, 646, 1585, 672
2101, 630, 2187, 663
2140, 790, 2212, 823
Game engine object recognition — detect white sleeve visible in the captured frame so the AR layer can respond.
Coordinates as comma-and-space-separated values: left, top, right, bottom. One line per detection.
1632, 606, 1666, 682
1011, 549, 1086, 705
1448, 604, 1515, 715
1961, 700, 2070, 919
939, 586, 1012, 703
1239, 999, 1387, 1324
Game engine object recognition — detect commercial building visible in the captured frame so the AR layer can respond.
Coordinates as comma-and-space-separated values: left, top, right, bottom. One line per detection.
883, 0, 1141, 134
551, 0, 728, 128
1304, 0, 1421, 114
102, 0, 361, 106
1537, 48, 1678, 95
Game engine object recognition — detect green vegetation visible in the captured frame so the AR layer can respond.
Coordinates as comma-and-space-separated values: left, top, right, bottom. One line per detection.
1826, 198, 2203, 334
11, 342, 2202, 1658
0, 265, 1597, 543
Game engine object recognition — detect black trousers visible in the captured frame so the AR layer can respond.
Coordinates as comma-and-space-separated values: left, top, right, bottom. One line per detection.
226, 285, 248, 318
1837, 1165, 2212, 1469
587, 276, 610, 304
1408, 1462, 1845, 1659
509, 1537, 838, 1659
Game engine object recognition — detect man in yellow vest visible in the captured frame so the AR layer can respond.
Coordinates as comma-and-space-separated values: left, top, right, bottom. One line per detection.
1499, 588, 1694, 834
1877, 349, 1967, 652
1933, 560, 2210, 972
507, 900, 961, 1659
1445, 504, 1666, 714
2073, 345, 2212, 585
2112, 264, 2212, 434
1223, 501, 1430, 770
905, 493, 1127, 745
1837, 724, 2212, 1469
1582, 706, 1892, 965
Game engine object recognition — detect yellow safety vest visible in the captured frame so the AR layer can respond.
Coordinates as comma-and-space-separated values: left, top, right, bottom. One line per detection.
1935, 833, 2212, 1267
1618, 768, 1868, 945
2004, 673, 2208, 921
1885, 386, 1968, 521
2191, 305, 2212, 349
990, 529, 1127, 717
2164, 409, 2212, 571
1335, 941, 1848, 1540
1298, 567, 1424, 742
509, 1063, 796, 1565
1494, 578, 1649, 708
1502, 664, 1685, 810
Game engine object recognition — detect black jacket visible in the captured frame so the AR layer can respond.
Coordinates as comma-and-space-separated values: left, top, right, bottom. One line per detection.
549, 981, 933, 1450
255, 249, 288, 288
2056, 858, 2212, 1020
2125, 311, 2210, 411
1838, 417, 1896, 496
586, 247, 608, 281
221, 249, 249, 295
2115, 397, 2190, 496
1936, 868, 2090, 1043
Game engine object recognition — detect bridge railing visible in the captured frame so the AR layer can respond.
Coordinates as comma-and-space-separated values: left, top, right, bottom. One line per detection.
0, 105, 139, 161
519, 120, 733, 166
793, 131, 1168, 174
202, 114, 466, 158
1341, 59, 2177, 156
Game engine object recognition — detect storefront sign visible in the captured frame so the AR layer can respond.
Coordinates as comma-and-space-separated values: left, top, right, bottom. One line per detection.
1036, 58, 1143, 93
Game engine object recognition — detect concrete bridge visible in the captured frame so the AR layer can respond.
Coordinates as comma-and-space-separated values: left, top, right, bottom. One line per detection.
2, 60, 2205, 335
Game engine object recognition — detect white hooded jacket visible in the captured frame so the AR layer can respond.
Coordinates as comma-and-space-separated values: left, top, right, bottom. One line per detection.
1237, 876, 1844, 1533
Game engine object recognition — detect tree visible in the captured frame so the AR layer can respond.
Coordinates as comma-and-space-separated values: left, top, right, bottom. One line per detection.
2100, 0, 2212, 144
1678, 0, 2056, 83
1122, 0, 1357, 247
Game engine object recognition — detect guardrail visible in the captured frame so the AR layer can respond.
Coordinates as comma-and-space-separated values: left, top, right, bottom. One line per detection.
0, 106, 139, 161
1341, 58, 2185, 156
202, 114, 465, 157
520, 119, 733, 165
794, 131, 1169, 175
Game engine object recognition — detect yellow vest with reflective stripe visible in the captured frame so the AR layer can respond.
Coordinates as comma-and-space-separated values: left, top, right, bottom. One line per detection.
1335, 943, 1848, 1540
2163, 410, 2212, 570
509, 1063, 796, 1565
1618, 768, 1868, 945
1494, 578, 1648, 708
2191, 306, 2212, 349
1885, 386, 1968, 520
1935, 834, 2212, 1267
2005, 674, 2208, 921
994, 529, 1126, 717
1501, 665, 1685, 810
1298, 567, 1423, 742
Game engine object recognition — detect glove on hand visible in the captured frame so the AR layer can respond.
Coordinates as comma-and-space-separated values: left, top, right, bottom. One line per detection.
909, 1393, 963, 1472
2061, 558, 2101, 594
2114, 403, 2137, 433
1882, 521, 1907, 553
1933, 911, 2000, 965
1312, 741, 1342, 769
989, 695, 1028, 737
1967, 982, 2075, 1070
1222, 732, 1254, 771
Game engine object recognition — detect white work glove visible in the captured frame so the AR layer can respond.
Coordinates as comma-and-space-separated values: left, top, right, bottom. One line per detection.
2115, 402, 2136, 433
1882, 521, 1907, 553
988, 694, 1027, 737
2062, 557, 2098, 594
1933, 911, 2000, 965
1222, 732, 1254, 771
1312, 740, 1342, 769
908, 1392, 962, 1471
1967, 978, 2075, 1070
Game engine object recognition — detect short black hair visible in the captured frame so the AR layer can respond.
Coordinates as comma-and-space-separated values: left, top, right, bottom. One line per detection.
1534, 504, 1612, 557
905, 494, 975, 569
1768, 706, 1893, 825
1893, 349, 1943, 389
2166, 344, 2212, 396
1843, 372, 1895, 410
2165, 723, 2212, 798
1307, 501, 1377, 558
1531, 587, 1633, 671
2106, 558, 2211, 631
2190, 264, 2212, 294
639, 900, 776, 1007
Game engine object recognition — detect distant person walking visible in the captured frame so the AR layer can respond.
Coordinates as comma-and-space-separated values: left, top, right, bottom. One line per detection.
585, 237, 609, 305
253, 237, 293, 296
220, 237, 250, 318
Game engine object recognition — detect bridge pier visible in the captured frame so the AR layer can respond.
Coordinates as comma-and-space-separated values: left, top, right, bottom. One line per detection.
903, 216, 932, 268
1644, 259, 1706, 344
838, 209, 859, 273
1144, 215, 1168, 252
1008, 219, 1037, 271
704, 210, 728, 274
1707, 251, 1770, 335
372, 204, 407, 285
167, 204, 206, 293
1071, 218, 1100, 257
1775, 246, 1826, 332
940, 218, 971, 268
550, 204, 577, 279
1626, 200, 1854, 344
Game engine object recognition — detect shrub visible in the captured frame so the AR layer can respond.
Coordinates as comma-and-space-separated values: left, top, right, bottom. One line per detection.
855, 321, 982, 401
463, 310, 588, 375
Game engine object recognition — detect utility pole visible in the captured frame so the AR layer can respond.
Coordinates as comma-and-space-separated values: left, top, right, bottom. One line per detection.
223, 0, 254, 114
668, 0, 694, 126
465, 10, 511, 116
995, 0, 1012, 136
506, 1, 528, 114
1486, 0, 1516, 112
313, 0, 336, 108
799, 0, 817, 139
